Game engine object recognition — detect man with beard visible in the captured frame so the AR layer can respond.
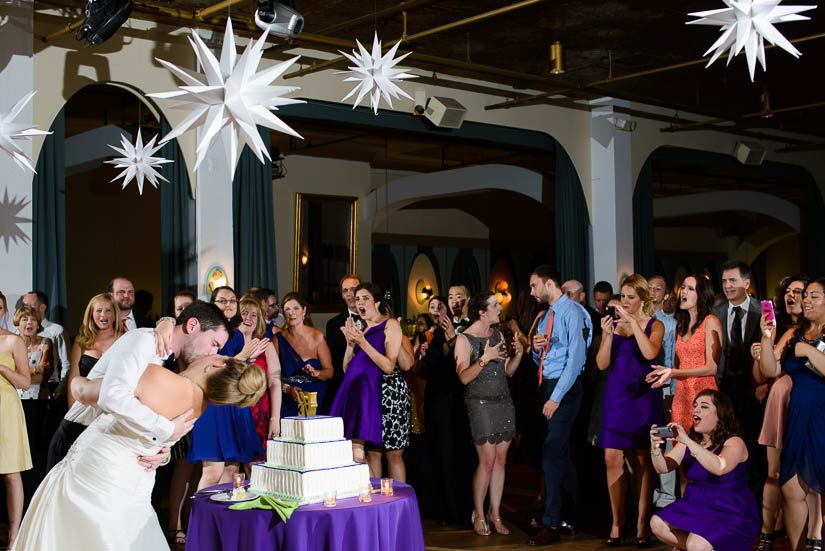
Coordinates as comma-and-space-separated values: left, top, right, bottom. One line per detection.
324, 274, 363, 413
109, 277, 154, 330
527, 266, 591, 546
45, 301, 229, 470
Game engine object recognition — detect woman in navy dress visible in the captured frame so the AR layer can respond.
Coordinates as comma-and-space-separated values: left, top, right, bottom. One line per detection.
330, 283, 402, 464
759, 277, 825, 551
596, 274, 664, 546
650, 389, 759, 551
274, 292, 333, 418
189, 286, 269, 489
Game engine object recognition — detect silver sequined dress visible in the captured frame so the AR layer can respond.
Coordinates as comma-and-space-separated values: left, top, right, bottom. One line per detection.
462, 330, 515, 445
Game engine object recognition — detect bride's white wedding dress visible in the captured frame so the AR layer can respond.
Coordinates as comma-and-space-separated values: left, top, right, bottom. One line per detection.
12, 413, 169, 551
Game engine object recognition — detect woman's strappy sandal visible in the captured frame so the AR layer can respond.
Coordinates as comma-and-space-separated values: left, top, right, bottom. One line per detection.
486, 513, 510, 535
471, 511, 491, 536
757, 532, 775, 551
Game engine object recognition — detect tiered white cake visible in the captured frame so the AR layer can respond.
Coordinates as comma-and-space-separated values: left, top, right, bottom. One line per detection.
250, 416, 370, 504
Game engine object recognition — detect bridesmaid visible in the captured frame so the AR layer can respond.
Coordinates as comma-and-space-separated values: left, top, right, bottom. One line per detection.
596, 275, 664, 546
330, 283, 402, 463
0, 327, 31, 548
274, 293, 333, 417
650, 389, 759, 551
647, 274, 722, 431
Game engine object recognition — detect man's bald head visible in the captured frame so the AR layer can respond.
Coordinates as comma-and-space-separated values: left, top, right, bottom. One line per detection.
561, 279, 586, 305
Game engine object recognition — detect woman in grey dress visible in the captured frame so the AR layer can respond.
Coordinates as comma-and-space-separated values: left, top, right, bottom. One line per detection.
456, 291, 523, 536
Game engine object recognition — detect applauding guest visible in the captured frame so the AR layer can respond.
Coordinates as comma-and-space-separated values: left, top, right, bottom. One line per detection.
275, 293, 333, 418
455, 291, 523, 536
596, 275, 664, 546
650, 389, 759, 551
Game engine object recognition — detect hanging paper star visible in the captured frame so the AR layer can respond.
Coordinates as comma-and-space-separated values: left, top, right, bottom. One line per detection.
149, 19, 305, 174
0, 187, 32, 251
337, 33, 417, 114
0, 91, 52, 173
105, 129, 172, 195
688, 0, 816, 81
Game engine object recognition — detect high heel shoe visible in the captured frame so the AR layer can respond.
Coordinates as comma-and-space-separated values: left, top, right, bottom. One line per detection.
605, 536, 622, 547
807, 538, 823, 551
757, 532, 775, 551
471, 511, 490, 536
486, 513, 510, 535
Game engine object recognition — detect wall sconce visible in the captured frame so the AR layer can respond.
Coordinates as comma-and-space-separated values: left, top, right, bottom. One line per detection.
300, 250, 309, 266
205, 265, 228, 297
494, 280, 511, 304
549, 41, 565, 74
415, 280, 433, 304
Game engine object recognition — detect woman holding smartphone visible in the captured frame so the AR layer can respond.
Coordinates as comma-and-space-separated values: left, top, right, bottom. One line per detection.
596, 275, 664, 546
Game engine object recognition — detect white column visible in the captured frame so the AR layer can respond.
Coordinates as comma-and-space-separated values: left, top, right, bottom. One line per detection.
590, 98, 634, 289
195, 133, 235, 299
0, 0, 35, 308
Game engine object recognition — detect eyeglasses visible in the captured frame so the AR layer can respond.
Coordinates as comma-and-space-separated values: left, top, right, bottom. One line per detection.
215, 298, 237, 305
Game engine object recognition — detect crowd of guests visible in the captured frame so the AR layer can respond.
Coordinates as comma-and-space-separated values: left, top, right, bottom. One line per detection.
1, 258, 825, 551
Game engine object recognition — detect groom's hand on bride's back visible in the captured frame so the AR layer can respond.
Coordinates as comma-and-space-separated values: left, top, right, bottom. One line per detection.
138, 446, 171, 471
171, 408, 196, 441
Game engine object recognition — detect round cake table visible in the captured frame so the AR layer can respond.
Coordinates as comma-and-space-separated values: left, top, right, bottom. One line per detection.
186, 478, 425, 551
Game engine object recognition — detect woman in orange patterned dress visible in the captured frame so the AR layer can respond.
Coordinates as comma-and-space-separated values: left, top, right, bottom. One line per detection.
647, 275, 723, 430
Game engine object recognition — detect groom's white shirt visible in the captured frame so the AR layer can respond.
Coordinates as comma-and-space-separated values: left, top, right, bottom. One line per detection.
63, 328, 174, 443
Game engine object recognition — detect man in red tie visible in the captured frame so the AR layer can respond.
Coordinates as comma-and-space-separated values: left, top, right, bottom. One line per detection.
108, 277, 152, 331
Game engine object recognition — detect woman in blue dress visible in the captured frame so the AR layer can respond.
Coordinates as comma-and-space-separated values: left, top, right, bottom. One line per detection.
189, 286, 269, 489
759, 277, 825, 551
274, 293, 333, 417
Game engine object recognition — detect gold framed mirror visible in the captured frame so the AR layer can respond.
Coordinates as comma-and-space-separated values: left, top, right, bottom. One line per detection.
293, 193, 358, 308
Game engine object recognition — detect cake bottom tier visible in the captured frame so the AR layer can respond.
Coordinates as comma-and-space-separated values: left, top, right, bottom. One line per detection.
250, 462, 371, 505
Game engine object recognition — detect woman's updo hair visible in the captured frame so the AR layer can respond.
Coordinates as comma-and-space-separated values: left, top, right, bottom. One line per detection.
468, 291, 496, 324
355, 282, 389, 316
620, 274, 654, 315
205, 358, 267, 408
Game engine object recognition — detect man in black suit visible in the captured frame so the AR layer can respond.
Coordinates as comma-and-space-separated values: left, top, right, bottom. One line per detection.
323, 274, 362, 414
712, 259, 766, 498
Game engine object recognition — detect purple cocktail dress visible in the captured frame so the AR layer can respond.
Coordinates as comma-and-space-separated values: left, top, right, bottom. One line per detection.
599, 319, 663, 449
657, 437, 759, 551
330, 320, 386, 446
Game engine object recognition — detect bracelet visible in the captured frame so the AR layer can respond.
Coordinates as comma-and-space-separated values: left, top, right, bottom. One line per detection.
156, 316, 176, 327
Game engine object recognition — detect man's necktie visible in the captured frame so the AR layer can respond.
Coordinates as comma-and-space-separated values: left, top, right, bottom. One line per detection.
122, 317, 129, 332
730, 306, 742, 351
538, 309, 554, 388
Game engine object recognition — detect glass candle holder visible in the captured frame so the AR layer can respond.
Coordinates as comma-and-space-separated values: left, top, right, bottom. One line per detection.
323, 488, 337, 507
233, 472, 245, 488
359, 485, 372, 503
380, 478, 393, 496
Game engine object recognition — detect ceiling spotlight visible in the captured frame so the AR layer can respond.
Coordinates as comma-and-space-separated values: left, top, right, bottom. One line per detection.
549, 41, 565, 75
76, 0, 132, 46
255, 0, 304, 38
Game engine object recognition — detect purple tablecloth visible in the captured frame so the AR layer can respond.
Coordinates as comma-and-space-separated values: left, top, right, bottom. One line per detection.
186, 478, 425, 551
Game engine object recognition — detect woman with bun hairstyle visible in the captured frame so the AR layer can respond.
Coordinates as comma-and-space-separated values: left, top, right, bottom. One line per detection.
596, 274, 664, 546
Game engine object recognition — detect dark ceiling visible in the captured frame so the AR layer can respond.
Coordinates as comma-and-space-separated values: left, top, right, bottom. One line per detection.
38, 0, 825, 145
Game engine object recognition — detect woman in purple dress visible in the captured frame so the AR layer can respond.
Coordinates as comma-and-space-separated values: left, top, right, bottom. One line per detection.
595, 274, 664, 546
330, 283, 402, 464
650, 389, 759, 551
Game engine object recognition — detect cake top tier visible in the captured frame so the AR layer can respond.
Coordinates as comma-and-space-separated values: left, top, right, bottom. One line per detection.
279, 415, 344, 443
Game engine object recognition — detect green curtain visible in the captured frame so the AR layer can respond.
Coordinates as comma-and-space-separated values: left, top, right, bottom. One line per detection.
160, 120, 194, 313
232, 126, 278, 295
554, 145, 590, 287
32, 108, 67, 326
804, 179, 825, 278
633, 159, 656, 277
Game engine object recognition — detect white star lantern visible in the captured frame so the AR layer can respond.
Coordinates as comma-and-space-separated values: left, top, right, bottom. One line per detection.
0, 92, 52, 173
106, 129, 172, 195
149, 19, 305, 174
338, 33, 417, 114
688, 0, 816, 81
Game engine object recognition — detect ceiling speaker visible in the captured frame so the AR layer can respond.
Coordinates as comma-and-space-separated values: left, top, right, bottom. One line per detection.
733, 141, 767, 166
424, 96, 467, 129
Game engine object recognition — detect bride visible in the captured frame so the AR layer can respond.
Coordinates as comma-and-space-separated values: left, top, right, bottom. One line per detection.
12, 355, 266, 551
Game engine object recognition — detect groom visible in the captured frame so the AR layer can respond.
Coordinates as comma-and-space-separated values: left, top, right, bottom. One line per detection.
46, 301, 230, 471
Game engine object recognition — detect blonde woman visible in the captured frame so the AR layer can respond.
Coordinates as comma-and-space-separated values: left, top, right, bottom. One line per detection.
596, 274, 664, 546
67, 294, 123, 409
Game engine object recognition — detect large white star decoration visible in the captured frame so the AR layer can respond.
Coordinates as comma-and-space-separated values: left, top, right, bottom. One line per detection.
688, 0, 816, 81
0, 92, 52, 173
338, 33, 417, 114
105, 129, 172, 195
149, 19, 305, 175
0, 187, 32, 251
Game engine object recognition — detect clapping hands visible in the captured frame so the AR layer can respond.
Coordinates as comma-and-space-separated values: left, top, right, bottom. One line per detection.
645, 365, 673, 388
341, 316, 366, 347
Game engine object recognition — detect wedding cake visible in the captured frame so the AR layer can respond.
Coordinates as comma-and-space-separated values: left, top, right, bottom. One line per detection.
249, 416, 370, 504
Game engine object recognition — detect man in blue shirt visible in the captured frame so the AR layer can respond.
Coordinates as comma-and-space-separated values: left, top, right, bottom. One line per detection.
526, 265, 592, 546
